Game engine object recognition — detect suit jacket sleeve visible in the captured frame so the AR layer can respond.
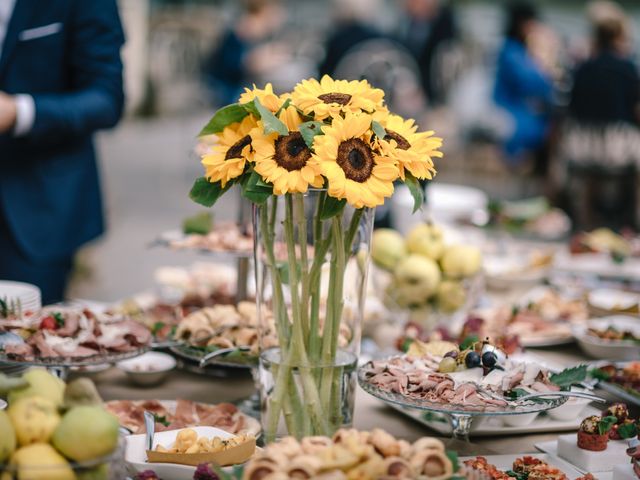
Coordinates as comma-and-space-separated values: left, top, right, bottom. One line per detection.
28, 0, 125, 140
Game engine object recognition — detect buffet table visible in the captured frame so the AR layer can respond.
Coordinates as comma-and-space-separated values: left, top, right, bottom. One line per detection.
89, 343, 635, 457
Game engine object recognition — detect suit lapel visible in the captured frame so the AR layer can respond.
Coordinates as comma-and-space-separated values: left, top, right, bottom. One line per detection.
0, 0, 35, 79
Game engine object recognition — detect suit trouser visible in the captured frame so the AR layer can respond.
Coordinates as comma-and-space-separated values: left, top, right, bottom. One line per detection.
0, 212, 72, 305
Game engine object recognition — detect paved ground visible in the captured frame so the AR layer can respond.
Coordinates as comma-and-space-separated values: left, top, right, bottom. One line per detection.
69, 112, 241, 301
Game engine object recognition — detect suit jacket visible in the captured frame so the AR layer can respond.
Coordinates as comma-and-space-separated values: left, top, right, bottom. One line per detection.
0, 0, 125, 261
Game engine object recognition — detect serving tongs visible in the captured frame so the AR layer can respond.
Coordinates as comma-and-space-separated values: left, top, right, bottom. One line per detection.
199, 346, 252, 368
144, 410, 156, 459
476, 385, 606, 405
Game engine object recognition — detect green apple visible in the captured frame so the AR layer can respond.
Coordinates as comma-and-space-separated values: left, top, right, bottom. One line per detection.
371, 228, 407, 271
392, 255, 441, 307
436, 280, 467, 312
52, 406, 119, 462
0, 410, 16, 462
440, 245, 482, 279
405, 223, 445, 260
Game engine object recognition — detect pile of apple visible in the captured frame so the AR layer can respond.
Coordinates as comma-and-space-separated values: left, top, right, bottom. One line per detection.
0, 369, 120, 480
371, 223, 482, 313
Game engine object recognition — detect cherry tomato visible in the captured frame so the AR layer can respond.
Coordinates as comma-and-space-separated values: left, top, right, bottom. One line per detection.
40, 316, 57, 330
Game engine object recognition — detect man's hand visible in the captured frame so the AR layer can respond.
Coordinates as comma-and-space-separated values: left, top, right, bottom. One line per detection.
0, 92, 17, 133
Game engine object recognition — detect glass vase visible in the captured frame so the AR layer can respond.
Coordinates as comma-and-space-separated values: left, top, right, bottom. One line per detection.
253, 190, 374, 442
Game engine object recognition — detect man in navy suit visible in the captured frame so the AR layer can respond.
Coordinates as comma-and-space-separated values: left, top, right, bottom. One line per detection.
0, 0, 125, 304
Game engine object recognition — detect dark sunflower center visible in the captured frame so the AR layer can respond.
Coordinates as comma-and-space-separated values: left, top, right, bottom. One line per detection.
274, 131, 311, 171
337, 138, 374, 183
224, 135, 252, 160
384, 129, 411, 150
317, 92, 352, 105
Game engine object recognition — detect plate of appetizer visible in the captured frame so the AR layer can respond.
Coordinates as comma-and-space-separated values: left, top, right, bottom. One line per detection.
587, 289, 640, 317
125, 426, 255, 480
358, 340, 590, 420
462, 454, 591, 480
590, 362, 640, 406
536, 404, 638, 474
574, 317, 640, 361
0, 306, 151, 366
469, 287, 588, 348
169, 302, 277, 369
105, 399, 261, 436
241, 428, 461, 479
154, 213, 253, 257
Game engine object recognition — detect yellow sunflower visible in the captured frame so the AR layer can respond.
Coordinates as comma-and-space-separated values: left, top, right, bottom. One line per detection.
252, 106, 324, 195
291, 75, 385, 120
238, 83, 286, 113
201, 115, 257, 187
376, 114, 442, 181
311, 112, 399, 209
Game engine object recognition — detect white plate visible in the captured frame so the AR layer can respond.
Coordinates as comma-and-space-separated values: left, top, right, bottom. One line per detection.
460, 453, 586, 479
588, 289, 640, 312
0, 281, 41, 311
125, 426, 241, 480
391, 403, 601, 436
537, 436, 627, 476
554, 252, 640, 282
574, 316, 640, 361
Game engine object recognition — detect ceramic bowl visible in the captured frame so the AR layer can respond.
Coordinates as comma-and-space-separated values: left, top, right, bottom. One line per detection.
116, 351, 176, 387
502, 412, 539, 427
125, 426, 236, 480
574, 316, 640, 361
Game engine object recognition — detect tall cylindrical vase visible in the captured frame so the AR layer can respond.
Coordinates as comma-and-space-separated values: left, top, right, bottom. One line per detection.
253, 190, 374, 442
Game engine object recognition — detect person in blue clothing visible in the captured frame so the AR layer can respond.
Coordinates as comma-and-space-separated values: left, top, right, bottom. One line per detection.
493, 2, 554, 167
0, 0, 125, 304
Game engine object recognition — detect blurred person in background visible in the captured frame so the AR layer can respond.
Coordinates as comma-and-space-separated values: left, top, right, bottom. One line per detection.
398, 0, 458, 106
0, 0, 125, 304
493, 2, 555, 170
561, 1, 640, 229
203, 0, 288, 106
319, 0, 384, 77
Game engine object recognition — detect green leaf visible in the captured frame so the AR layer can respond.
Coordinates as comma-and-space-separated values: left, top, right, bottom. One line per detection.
459, 334, 479, 350
589, 367, 611, 381
506, 388, 530, 400
151, 322, 166, 336
153, 413, 170, 427
241, 101, 260, 117
422, 411, 447, 423
404, 171, 424, 213
445, 451, 460, 472
320, 196, 346, 220
198, 103, 248, 136
275, 97, 292, 116
371, 120, 387, 140
617, 421, 638, 439
241, 170, 273, 204
276, 261, 301, 286
254, 98, 288, 136
549, 365, 588, 389
598, 415, 617, 435
189, 177, 231, 207
299, 121, 324, 149
182, 211, 213, 235
505, 470, 528, 480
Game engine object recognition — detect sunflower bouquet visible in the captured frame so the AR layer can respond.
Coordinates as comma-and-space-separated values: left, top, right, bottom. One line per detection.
190, 76, 442, 441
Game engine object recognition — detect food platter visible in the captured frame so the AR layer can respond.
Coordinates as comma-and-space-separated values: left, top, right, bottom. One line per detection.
0, 346, 148, 368
358, 368, 567, 416
590, 361, 640, 407
155, 228, 253, 258
461, 454, 585, 479
389, 402, 602, 436
170, 344, 256, 369
105, 399, 261, 436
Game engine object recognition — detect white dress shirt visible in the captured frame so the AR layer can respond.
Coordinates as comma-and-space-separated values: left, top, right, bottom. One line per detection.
0, 0, 35, 136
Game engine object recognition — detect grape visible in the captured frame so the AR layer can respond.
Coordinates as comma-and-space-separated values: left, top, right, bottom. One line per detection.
482, 352, 497, 368
438, 357, 457, 373
465, 351, 481, 368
